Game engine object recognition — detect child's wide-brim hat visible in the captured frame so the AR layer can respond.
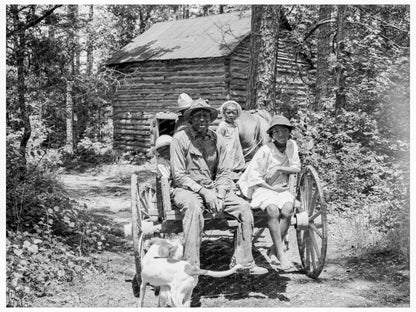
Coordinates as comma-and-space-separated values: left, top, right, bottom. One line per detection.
267, 115, 294, 134
183, 98, 218, 122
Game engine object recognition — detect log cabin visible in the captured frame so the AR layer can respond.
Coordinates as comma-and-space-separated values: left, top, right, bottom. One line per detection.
106, 10, 310, 154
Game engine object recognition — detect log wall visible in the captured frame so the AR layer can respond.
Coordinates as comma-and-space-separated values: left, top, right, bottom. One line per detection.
227, 34, 310, 110
111, 33, 312, 154
112, 58, 229, 153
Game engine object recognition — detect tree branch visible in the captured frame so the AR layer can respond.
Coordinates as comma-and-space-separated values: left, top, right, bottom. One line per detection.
350, 21, 409, 49
357, 6, 409, 34
7, 5, 63, 38
303, 19, 337, 42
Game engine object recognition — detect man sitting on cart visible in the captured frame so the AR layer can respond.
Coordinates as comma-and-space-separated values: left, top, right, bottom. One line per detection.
170, 98, 268, 275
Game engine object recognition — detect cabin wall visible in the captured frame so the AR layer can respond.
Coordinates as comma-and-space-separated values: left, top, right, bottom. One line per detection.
111, 33, 312, 154
227, 36, 250, 106
112, 58, 228, 153
227, 33, 310, 112
275, 31, 311, 111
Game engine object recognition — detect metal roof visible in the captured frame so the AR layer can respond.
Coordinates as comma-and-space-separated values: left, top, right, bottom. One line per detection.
107, 11, 251, 65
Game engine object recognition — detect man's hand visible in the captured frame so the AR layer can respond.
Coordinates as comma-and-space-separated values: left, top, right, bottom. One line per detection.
199, 188, 222, 214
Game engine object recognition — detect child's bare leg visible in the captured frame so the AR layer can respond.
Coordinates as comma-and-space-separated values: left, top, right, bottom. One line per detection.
266, 205, 286, 266
277, 202, 293, 269
267, 202, 293, 269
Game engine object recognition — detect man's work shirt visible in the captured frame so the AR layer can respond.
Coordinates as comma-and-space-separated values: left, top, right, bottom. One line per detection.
170, 126, 233, 195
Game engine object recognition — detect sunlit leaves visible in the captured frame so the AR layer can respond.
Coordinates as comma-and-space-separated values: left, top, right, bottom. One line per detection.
6, 229, 100, 307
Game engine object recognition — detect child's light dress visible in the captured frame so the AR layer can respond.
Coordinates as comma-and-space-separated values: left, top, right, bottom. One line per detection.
216, 121, 245, 172
237, 140, 300, 210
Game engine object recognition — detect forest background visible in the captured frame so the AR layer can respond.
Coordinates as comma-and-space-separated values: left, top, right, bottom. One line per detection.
4, 3, 411, 307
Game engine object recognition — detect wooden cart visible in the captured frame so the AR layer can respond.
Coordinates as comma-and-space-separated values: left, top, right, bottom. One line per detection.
129, 111, 328, 296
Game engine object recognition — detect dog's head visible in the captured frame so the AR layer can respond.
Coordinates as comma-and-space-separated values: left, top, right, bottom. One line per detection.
146, 237, 184, 260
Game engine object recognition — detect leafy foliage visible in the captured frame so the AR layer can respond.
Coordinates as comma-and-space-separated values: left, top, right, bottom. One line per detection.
291, 108, 409, 258
6, 138, 125, 307
6, 230, 100, 307
278, 5, 410, 260
61, 137, 116, 171
7, 141, 122, 247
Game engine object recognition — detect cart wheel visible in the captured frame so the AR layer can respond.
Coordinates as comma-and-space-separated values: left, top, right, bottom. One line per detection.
139, 183, 157, 221
296, 165, 328, 279
131, 174, 145, 292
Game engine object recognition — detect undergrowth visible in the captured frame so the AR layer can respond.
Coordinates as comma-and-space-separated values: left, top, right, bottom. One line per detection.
6, 139, 128, 307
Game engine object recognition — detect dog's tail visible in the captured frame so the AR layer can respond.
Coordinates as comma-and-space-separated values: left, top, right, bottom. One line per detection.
186, 264, 243, 278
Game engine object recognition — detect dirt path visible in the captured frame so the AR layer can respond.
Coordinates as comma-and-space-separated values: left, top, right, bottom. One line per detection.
33, 164, 410, 308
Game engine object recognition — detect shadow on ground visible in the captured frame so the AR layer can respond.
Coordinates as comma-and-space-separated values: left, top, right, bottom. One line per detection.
319, 250, 410, 306
190, 238, 294, 307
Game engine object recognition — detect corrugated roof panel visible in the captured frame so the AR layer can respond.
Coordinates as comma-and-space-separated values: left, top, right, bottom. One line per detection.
107, 11, 251, 65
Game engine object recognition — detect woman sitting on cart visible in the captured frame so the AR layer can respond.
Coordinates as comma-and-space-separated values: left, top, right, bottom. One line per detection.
238, 115, 301, 270
169, 98, 268, 275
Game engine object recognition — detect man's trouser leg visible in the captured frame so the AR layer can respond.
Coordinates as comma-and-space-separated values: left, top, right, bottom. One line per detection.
223, 192, 254, 266
172, 188, 204, 268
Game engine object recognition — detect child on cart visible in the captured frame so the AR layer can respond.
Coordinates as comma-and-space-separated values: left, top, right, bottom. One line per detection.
216, 100, 245, 179
152, 135, 173, 179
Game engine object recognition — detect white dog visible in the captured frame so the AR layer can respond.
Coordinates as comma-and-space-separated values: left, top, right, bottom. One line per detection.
139, 237, 242, 307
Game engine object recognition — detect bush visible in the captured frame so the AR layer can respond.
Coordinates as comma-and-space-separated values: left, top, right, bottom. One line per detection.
6, 157, 122, 253
6, 139, 126, 306
6, 230, 100, 307
291, 108, 409, 260
61, 137, 116, 171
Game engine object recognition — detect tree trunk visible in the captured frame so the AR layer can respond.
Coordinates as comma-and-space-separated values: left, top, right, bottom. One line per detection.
202, 5, 210, 16
47, 4, 56, 40
247, 5, 280, 112
65, 80, 74, 154
11, 5, 31, 172
246, 6, 261, 110
183, 5, 189, 19
67, 5, 77, 76
315, 5, 332, 110
139, 7, 152, 34
67, 5, 81, 144
335, 5, 347, 115
74, 6, 80, 75
86, 5, 94, 75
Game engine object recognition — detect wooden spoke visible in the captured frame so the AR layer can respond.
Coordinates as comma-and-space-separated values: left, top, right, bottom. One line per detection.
309, 189, 319, 215
131, 174, 142, 277
309, 210, 322, 222
309, 222, 323, 239
309, 231, 321, 259
138, 233, 144, 262
140, 210, 150, 218
300, 176, 307, 213
304, 231, 311, 269
304, 175, 312, 212
305, 243, 311, 270
309, 240, 317, 271
139, 185, 157, 219
298, 230, 306, 256
300, 184, 306, 212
